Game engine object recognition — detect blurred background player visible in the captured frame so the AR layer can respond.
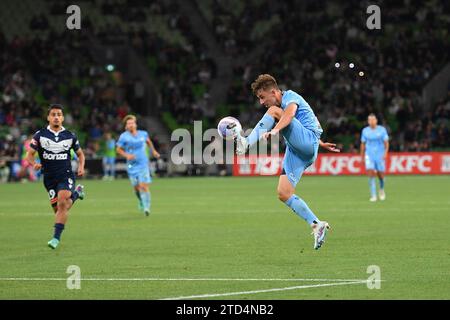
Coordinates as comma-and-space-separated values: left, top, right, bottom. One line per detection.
102, 132, 116, 180
116, 115, 160, 216
235, 74, 340, 250
25, 104, 86, 249
18, 134, 39, 182
360, 114, 389, 202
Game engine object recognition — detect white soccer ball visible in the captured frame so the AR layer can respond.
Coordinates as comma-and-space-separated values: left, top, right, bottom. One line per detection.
217, 116, 242, 140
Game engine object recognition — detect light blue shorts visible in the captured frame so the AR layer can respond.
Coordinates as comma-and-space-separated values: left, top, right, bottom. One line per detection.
364, 155, 385, 172
281, 118, 320, 187
103, 157, 116, 166
128, 169, 152, 186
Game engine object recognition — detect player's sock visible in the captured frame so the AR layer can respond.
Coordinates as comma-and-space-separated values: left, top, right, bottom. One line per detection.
53, 223, 65, 240
135, 190, 142, 203
369, 177, 377, 198
284, 195, 320, 225
70, 192, 79, 204
379, 177, 385, 190
247, 114, 275, 146
140, 191, 150, 212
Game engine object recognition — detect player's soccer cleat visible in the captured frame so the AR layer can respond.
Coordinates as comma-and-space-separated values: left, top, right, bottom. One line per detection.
370, 196, 377, 202
235, 133, 248, 155
75, 184, 85, 200
312, 221, 330, 250
144, 210, 150, 217
47, 238, 59, 249
379, 189, 386, 201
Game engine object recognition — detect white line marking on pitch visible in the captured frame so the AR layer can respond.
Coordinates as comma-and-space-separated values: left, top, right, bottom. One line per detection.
160, 281, 368, 300
0, 278, 367, 282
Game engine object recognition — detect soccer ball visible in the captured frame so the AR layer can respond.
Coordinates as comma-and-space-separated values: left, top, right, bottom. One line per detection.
217, 116, 242, 140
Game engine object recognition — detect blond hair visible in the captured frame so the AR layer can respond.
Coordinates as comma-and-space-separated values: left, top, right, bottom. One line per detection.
251, 74, 279, 95
123, 114, 137, 126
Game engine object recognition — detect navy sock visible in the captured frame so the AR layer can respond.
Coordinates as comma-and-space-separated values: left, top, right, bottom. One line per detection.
71, 191, 79, 204
53, 223, 65, 240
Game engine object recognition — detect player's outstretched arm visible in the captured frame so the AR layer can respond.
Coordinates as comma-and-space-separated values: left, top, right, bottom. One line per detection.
146, 138, 160, 159
25, 149, 42, 171
75, 149, 85, 176
319, 140, 340, 153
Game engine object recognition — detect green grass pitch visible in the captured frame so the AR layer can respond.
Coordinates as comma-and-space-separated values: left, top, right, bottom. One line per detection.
0, 175, 449, 299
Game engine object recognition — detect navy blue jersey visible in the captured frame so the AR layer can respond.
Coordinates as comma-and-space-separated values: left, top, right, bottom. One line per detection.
30, 126, 80, 176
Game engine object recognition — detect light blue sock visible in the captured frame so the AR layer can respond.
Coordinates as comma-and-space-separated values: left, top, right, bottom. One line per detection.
246, 114, 275, 146
284, 195, 320, 225
379, 177, 385, 190
140, 191, 151, 212
369, 177, 376, 197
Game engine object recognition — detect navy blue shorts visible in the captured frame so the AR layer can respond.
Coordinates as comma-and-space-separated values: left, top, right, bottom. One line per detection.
43, 173, 76, 206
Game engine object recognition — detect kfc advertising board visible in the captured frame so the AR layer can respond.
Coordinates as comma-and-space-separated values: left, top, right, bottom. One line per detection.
233, 153, 450, 176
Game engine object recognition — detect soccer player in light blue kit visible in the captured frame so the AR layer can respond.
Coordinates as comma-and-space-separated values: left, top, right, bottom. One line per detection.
360, 114, 389, 202
116, 115, 160, 216
235, 74, 340, 250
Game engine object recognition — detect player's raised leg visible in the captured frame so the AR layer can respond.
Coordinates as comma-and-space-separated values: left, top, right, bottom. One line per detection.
235, 106, 279, 154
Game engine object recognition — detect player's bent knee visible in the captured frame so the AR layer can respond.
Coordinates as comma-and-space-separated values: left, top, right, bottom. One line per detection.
277, 189, 293, 202
267, 106, 283, 119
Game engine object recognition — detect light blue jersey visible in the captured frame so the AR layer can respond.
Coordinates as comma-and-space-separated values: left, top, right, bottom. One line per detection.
361, 125, 389, 172
281, 90, 323, 138
117, 130, 150, 176
278, 90, 322, 186
361, 126, 388, 159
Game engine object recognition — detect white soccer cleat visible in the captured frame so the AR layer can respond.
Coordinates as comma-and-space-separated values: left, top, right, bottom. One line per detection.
235, 133, 248, 155
312, 221, 330, 250
370, 196, 377, 202
379, 190, 386, 201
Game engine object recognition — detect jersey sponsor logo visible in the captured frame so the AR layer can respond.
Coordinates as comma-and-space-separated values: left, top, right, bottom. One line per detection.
40, 137, 73, 153
43, 151, 68, 160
